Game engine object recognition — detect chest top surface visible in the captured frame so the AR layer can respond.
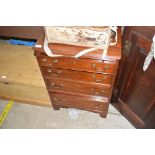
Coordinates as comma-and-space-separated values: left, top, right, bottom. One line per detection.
34, 27, 121, 61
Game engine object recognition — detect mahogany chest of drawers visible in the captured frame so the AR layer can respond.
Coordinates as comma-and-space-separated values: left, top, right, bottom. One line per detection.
33, 28, 121, 118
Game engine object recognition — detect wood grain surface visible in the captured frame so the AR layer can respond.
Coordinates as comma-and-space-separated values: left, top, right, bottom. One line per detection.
0, 41, 51, 106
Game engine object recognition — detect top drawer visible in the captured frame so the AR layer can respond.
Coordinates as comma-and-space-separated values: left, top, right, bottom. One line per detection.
36, 55, 116, 74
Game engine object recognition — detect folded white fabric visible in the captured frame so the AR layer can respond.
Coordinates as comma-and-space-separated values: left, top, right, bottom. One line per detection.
143, 35, 155, 71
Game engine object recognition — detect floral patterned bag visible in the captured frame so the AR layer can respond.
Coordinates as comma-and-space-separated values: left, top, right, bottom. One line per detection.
43, 26, 117, 59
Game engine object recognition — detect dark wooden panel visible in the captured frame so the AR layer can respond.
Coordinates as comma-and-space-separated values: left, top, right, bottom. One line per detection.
122, 50, 155, 120
0, 26, 44, 39
145, 103, 155, 128
118, 99, 145, 128
114, 26, 155, 128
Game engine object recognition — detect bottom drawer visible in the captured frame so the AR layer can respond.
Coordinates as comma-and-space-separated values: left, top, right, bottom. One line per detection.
50, 91, 109, 114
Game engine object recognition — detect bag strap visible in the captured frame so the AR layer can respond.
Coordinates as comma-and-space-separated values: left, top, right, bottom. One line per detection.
74, 47, 98, 58
43, 37, 63, 57
110, 26, 117, 45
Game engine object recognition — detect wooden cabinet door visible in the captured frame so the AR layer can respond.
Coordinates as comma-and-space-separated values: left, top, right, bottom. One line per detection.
114, 27, 155, 128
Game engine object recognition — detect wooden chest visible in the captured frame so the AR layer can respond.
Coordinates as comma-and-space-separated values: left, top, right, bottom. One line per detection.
33, 28, 121, 117
0, 41, 51, 107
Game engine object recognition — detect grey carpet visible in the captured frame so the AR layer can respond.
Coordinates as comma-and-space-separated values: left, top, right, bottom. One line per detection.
0, 99, 134, 129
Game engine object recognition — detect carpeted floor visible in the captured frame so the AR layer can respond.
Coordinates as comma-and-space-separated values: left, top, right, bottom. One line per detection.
0, 99, 134, 129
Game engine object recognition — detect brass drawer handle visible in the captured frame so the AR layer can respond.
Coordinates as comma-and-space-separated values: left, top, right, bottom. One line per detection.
53, 97, 66, 102
62, 99, 66, 102
100, 89, 105, 93
53, 59, 58, 63
57, 70, 62, 74
92, 74, 102, 82
93, 104, 103, 109
104, 65, 110, 69
53, 97, 58, 101
92, 63, 96, 68
92, 74, 107, 82
91, 88, 100, 95
91, 88, 106, 94
42, 58, 46, 62
91, 103, 102, 109
96, 79, 102, 82
51, 83, 64, 88
47, 68, 51, 72
95, 76, 106, 82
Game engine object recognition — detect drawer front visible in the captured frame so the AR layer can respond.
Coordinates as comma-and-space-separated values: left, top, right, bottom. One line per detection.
50, 91, 109, 113
46, 77, 111, 97
37, 55, 116, 74
41, 67, 113, 85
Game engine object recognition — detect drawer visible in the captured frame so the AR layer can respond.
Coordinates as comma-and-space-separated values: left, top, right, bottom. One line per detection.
37, 55, 116, 74
50, 91, 109, 113
41, 67, 114, 85
45, 77, 111, 97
